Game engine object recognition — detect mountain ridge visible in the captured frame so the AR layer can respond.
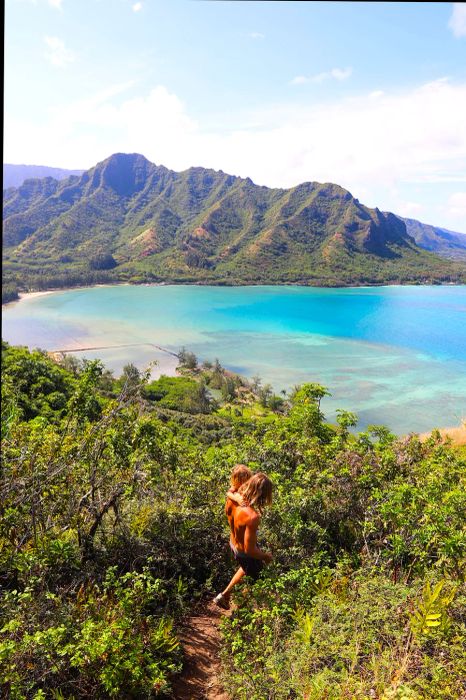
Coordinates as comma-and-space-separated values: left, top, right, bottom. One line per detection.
401, 217, 466, 260
3, 152, 465, 289
3, 164, 85, 189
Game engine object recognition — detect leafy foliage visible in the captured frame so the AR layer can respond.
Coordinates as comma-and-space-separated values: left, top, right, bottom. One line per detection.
221, 572, 465, 700
0, 569, 181, 699
2, 284, 19, 304
1, 342, 465, 698
89, 253, 117, 270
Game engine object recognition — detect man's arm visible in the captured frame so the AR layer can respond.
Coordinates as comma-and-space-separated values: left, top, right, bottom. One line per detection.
243, 513, 272, 562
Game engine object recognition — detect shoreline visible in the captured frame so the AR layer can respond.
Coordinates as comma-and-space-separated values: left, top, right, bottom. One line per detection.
47, 342, 181, 382
4, 283, 464, 437
19, 290, 55, 300
4, 279, 466, 307
3, 282, 132, 307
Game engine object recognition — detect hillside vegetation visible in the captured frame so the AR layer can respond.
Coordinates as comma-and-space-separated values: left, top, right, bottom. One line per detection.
3, 153, 465, 298
1, 341, 465, 699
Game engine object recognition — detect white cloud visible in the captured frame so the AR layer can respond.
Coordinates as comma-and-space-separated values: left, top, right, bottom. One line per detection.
4, 84, 196, 170
132, 2, 142, 12
4, 78, 466, 228
396, 201, 423, 218
291, 67, 352, 85
448, 3, 466, 37
446, 191, 466, 218
44, 36, 75, 66
249, 32, 265, 39
290, 76, 308, 85
330, 67, 352, 81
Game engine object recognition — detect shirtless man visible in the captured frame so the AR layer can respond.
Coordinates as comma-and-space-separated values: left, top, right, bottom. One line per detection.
225, 464, 252, 546
214, 472, 273, 610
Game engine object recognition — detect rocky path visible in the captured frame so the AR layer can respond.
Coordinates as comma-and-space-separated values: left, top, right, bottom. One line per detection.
171, 599, 231, 700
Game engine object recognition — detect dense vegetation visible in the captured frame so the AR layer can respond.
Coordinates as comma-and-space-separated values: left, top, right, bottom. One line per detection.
3, 153, 465, 294
1, 342, 465, 699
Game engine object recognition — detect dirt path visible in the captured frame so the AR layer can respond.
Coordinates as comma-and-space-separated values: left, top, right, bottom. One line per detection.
170, 599, 231, 700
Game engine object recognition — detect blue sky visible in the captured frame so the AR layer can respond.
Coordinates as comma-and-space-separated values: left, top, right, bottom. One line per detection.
4, 1, 466, 231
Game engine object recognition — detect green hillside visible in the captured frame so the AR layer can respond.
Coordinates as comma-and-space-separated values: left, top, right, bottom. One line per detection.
1, 341, 465, 699
3, 153, 465, 294
402, 217, 466, 261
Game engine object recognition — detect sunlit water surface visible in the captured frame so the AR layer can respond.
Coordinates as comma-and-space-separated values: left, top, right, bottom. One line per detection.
3, 284, 466, 434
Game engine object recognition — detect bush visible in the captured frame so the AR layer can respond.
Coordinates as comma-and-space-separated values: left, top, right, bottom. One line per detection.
221, 570, 465, 700
89, 253, 117, 270
2, 284, 19, 304
0, 569, 181, 699
1, 347, 465, 699
143, 375, 212, 414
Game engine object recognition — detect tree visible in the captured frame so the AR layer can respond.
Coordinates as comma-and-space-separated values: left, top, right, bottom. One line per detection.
221, 376, 236, 402
268, 394, 285, 412
258, 383, 273, 408
89, 253, 117, 270
288, 382, 331, 439
178, 347, 198, 370
251, 375, 262, 394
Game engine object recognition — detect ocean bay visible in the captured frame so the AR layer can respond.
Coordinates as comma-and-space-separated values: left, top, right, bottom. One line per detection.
3, 284, 466, 434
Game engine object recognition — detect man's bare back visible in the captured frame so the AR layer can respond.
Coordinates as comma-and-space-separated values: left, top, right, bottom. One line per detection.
214, 472, 273, 610
231, 505, 271, 562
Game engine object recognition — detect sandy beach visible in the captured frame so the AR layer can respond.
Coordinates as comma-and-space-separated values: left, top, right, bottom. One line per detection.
16, 283, 131, 302
18, 290, 55, 301
4, 282, 174, 307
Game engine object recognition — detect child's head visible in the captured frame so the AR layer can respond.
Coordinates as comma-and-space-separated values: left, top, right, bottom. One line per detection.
240, 472, 273, 513
231, 463, 253, 490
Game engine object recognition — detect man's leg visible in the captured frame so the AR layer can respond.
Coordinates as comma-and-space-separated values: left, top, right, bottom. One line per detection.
214, 566, 246, 609
222, 566, 246, 599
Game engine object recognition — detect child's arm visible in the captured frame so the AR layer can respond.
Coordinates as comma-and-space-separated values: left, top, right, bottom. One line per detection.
227, 489, 244, 505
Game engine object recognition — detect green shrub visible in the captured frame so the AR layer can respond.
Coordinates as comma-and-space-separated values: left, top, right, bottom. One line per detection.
1, 345, 465, 699
221, 571, 465, 700
0, 569, 181, 699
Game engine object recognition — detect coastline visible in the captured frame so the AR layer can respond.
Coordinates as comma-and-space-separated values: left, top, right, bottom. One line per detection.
19, 290, 55, 300
3, 283, 465, 436
3, 282, 132, 307
4, 278, 466, 309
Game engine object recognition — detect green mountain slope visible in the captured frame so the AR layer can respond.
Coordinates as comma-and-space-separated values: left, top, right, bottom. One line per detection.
3, 153, 465, 288
402, 217, 466, 260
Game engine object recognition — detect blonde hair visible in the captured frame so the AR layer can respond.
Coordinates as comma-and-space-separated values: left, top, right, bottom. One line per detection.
231, 464, 253, 490
239, 472, 273, 513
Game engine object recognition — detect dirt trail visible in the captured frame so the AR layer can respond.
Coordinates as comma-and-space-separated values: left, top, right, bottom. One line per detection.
171, 599, 231, 700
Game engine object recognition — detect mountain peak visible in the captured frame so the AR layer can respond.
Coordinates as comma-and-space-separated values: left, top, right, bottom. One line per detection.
3, 154, 465, 286
91, 153, 157, 196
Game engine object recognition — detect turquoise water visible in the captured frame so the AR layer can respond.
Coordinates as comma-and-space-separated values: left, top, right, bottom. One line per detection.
3, 284, 466, 434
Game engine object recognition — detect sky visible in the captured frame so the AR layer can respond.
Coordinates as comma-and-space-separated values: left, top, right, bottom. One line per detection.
4, 0, 466, 231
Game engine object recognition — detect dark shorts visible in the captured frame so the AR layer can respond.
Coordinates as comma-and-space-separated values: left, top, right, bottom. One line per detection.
233, 548, 264, 581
